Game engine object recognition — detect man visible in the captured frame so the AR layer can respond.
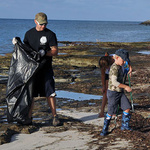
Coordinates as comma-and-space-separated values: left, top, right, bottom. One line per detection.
13, 12, 59, 126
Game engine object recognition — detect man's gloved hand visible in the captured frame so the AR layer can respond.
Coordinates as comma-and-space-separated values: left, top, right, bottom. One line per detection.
34, 49, 47, 61
12, 37, 17, 45
39, 49, 46, 57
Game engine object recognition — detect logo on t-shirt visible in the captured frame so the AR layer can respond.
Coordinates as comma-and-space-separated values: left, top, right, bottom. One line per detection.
40, 36, 47, 45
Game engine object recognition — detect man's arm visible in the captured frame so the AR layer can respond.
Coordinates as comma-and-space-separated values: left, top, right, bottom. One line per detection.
46, 46, 58, 56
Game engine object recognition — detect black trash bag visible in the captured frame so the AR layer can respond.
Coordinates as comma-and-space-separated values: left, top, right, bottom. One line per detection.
6, 37, 46, 124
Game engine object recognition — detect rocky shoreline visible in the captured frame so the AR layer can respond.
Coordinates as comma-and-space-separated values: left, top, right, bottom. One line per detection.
0, 41, 150, 149
140, 20, 150, 25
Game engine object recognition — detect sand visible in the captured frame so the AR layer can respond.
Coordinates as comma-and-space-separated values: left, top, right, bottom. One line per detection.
0, 109, 134, 150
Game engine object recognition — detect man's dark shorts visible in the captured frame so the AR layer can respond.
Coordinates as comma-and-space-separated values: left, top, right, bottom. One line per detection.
32, 68, 55, 97
107, 90, 131, 115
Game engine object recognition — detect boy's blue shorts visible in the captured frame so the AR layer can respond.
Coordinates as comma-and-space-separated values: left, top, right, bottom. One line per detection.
107, 90, 131, 115
32, 68, 55, 97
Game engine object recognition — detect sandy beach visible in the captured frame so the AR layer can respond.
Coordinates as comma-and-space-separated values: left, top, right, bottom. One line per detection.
0, 110, 100, 150
0, 109, 135, 150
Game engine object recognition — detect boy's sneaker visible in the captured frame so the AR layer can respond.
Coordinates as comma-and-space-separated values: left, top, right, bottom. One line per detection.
52, 115, 60, 126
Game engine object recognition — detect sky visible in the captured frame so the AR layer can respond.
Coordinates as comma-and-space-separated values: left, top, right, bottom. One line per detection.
0, 0, 150, 22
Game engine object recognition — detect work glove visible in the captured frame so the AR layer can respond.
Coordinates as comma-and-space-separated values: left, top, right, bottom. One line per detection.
39, 49, 46, 57
12, 37, 22, 45
34, 49, 47, 62
12, 37, 17, 45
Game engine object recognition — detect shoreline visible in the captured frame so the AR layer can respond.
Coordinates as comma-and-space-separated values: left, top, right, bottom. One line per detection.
1, 40, 150, 56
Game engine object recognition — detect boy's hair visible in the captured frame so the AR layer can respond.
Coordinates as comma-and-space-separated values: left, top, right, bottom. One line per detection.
99, 56, 112, 69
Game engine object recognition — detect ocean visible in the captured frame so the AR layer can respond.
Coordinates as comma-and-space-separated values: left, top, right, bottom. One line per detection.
0, 19, 150, 55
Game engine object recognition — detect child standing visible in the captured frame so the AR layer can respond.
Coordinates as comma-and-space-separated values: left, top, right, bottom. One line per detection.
100, 49, 132, 136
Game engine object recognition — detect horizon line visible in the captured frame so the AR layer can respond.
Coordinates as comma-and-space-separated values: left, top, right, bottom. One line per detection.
0, 17, 143, 22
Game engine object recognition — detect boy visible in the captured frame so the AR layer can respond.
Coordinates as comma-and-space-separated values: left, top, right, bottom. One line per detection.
100, 49, 132, 136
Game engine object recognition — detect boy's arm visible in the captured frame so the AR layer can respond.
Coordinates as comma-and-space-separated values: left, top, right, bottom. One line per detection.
118, 83, 132, 92
111, 73, 132, 93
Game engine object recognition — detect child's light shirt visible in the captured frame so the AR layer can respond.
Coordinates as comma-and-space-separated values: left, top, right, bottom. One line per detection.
108, 62, 124, 92
105, 68, 109, 74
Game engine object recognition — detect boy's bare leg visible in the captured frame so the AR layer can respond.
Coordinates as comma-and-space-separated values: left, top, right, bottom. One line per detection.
124, 108, 130, 113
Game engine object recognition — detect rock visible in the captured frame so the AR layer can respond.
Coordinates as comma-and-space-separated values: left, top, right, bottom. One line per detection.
140, 20, 150, 25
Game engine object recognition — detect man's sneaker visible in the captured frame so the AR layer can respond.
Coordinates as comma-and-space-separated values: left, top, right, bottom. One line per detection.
52, 115, 60, 126
17, 117, 32, 125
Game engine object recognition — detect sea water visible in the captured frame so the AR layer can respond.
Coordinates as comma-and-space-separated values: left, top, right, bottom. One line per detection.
1, 19, 150, 55
56, 90, 102, 101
